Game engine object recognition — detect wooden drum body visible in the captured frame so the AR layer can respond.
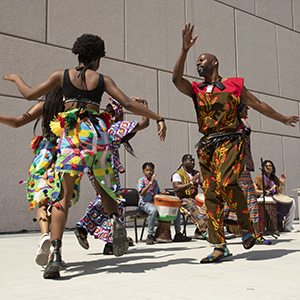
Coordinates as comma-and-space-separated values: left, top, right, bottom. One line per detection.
154, 195, 180, 243
273, 194, 293, 221
258, 197, 278, 233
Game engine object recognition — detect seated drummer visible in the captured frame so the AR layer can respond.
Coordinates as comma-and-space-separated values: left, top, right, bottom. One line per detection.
171, 154, 208, 242
254, 159, 297, 233
138, 162, 168, 245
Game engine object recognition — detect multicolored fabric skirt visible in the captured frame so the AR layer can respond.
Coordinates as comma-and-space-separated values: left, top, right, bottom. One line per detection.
77, 120, 139, 242
224, 171, 259, 223
26, 137, 80, 211
77, 194, 124, 242
50, 108, 118, 202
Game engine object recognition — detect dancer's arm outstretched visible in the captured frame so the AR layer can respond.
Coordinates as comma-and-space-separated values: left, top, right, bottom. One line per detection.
3, 71, 167, 140
0, 101, 43, 128
240, 87, 299, 127
130, 97, 150, 132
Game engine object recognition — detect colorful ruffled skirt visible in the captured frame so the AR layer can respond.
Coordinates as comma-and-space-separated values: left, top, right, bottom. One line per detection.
77, 120, 138, 242
26, 136, 80, 211
50, 108, 118, 202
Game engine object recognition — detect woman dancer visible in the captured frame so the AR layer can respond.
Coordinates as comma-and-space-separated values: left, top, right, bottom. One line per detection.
75, 96, 149, 254
0, 87, 69, 266
3, 33, 166, 279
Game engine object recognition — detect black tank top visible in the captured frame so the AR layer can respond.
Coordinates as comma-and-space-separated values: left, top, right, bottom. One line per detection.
63, 69, 105, 103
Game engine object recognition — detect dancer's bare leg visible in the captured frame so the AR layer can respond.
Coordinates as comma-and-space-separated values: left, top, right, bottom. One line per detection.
92, 177, 119, 215
37, 204, 50, 235
50, 174, 76, 240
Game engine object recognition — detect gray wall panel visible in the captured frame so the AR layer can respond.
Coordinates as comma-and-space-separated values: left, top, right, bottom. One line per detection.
48, 0, 125, 60
282, 136, 300, 201
0, 35, 74, 97
251, 132, 284, 180
125, 0, 184, 71
158, 71, 196, 122
186, 0, 236, 78
248, 92, 262, 132
100, 59, 158, 113
260, 94, 300, 137
0, 0, 46, 42
294, 0, 300, 32
277, 26, 300, 100
216, 0, 255, 13
256, 0, 293, 28
236, 11, 279, 95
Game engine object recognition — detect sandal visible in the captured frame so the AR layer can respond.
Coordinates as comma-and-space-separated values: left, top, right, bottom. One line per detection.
200, 246, 233, 263
74, 225, 89, 250
242, 228, 256, 250
103, 242, 113, 255
127, 237, 135, 247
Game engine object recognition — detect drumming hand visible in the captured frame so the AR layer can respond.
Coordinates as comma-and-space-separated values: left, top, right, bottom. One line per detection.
192, 173, 200, 185
270, 185, 276, 192
279, 174, 286, 185
160, 190, 170, 195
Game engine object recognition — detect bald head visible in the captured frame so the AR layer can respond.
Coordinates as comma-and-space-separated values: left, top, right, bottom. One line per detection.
196, 53, 219, 78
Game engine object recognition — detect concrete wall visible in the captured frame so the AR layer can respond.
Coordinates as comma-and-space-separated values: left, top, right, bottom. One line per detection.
0, 0, 299, 232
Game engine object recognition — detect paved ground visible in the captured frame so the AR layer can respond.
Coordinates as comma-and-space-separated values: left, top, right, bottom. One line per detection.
1, 224, 300, 300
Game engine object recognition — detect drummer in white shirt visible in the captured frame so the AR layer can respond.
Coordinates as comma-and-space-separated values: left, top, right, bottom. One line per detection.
254, 159, 297, 233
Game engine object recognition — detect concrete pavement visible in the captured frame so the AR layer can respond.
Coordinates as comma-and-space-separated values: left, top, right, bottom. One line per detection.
1, 224, 300, 300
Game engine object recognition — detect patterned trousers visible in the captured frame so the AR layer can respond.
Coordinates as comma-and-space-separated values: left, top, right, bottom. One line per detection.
198, 137, 251, 245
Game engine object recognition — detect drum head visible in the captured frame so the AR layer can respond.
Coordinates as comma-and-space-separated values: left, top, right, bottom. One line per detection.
195, 193, 205, 207
273, 194, 293, 204
257, 196, 276, 204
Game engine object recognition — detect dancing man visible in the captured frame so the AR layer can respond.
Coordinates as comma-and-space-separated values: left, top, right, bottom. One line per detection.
172, 23, 299, 263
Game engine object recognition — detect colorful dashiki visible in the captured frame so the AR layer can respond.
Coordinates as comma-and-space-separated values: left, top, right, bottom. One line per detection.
192, 77, 251, 245
77, 120, 138, 242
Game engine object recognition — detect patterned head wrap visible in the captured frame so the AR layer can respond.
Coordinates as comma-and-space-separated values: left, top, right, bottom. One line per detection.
106, 95, 123, 118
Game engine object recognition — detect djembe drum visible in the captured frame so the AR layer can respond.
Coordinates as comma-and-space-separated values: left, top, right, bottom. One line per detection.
154, 194, 181, 243
195, 193, 205, 207
257, 197, 278, 233
273, 194, 293, 222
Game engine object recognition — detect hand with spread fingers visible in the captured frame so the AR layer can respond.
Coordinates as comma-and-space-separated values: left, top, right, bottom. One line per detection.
182, 23, 198, 52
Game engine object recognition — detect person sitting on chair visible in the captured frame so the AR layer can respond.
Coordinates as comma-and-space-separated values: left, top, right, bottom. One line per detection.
171, 154, 208, 242
138, 162, 168, 245
254, 160, 297, 233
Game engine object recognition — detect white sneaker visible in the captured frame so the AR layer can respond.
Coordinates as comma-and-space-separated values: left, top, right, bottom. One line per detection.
284, 226, 298, 233
35, 233, 50, 266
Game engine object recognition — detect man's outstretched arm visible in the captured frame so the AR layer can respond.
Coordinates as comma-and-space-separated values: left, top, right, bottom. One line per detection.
172, 23, 198, 97
241, 86, 299, 127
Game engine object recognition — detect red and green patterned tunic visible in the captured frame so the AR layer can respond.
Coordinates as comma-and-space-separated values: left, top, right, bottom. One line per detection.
191, 78, 251, 245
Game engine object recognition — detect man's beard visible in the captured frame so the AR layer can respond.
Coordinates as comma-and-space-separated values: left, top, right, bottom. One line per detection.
197, 64, 212, 77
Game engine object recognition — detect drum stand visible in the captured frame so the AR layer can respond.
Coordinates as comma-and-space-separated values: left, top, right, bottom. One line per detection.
260, 158, 279, 239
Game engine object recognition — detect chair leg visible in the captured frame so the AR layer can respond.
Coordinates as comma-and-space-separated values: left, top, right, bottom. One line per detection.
182, 213, 187, 236
134, 216, 138, 244
140, 219, 147, 241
